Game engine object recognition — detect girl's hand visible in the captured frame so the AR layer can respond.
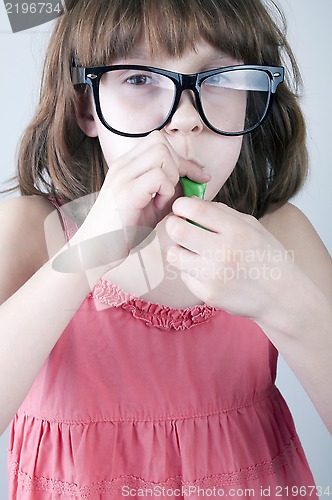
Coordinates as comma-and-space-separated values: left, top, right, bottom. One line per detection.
98, 131, 210, 230
67, 132, 210, 272
166, 197, 297, 323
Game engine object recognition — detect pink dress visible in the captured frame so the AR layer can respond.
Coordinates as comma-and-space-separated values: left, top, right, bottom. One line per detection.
8, 201, 317, 499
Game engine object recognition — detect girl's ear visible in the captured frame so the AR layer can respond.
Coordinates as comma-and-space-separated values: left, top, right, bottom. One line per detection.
75, 90, 98, 137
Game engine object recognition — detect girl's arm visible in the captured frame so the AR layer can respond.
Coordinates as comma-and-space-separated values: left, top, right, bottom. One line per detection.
166, 198, 332, 433
0, 195, 103, 435
257, 203, 332, 432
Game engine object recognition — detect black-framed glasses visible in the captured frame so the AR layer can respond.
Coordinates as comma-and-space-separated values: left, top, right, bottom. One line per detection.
71, 64, 284, 138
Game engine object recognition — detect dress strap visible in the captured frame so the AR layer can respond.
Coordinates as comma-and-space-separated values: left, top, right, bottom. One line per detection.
48, 198, 79, 242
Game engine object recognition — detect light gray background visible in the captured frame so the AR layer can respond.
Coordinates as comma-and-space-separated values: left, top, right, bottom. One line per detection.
0, 0, 331, 497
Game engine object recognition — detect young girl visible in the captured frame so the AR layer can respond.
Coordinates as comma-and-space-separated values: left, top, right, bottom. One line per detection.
0, 0, 331, 498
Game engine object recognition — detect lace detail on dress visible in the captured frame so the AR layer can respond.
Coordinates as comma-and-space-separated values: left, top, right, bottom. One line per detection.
9, 436, 302, 497
90, 278, 216, 331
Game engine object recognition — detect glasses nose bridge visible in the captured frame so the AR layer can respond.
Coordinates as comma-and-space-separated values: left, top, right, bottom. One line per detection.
178, 73, 200, 98
177, 73, 200, 109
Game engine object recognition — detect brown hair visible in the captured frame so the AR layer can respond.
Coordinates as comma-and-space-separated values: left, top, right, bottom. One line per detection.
6, 0, 308, 218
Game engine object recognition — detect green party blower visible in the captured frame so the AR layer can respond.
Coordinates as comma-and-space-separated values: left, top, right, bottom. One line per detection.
179, 177, 207, 228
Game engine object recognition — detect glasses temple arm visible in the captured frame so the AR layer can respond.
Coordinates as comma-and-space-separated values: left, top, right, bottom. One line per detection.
71, 67, 87, 85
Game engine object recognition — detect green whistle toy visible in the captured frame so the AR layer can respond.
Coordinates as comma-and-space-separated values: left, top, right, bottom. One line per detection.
180, 177, 207, 200
179, 177, 207, 228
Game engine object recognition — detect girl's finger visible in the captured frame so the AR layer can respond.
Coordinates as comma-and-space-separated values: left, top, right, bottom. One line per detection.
167, 245, 200, 271
171, 196, 247, 234
177, 159, 211, 184
158, 134, 211, 183
123, 168, 176, 210
111, 142, 180, 190
165, 215, 217, 255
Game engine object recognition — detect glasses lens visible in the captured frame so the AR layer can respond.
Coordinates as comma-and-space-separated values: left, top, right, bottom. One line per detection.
200, 69, 271, 134
98, 69, 176, 135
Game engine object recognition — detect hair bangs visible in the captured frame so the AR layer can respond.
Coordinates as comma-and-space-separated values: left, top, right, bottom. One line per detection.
69, 0, 284, 69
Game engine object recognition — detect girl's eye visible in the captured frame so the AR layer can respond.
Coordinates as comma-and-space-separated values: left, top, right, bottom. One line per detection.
125, 74, 154, 85
205, 74, 231, 87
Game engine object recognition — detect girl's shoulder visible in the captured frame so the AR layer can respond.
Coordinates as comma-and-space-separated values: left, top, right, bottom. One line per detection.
0, 193, 55, 218
260, 202, 332, 301
0, 195, 65, 304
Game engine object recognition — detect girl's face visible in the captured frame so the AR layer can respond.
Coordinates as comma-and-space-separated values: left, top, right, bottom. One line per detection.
80, 41, 244, 202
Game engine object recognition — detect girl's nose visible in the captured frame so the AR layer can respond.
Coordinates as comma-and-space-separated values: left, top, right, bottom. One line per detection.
164, 90, 204, 136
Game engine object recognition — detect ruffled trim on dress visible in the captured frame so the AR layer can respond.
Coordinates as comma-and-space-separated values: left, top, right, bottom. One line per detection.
90, 278, 216, 331
90, 279, 133, 307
